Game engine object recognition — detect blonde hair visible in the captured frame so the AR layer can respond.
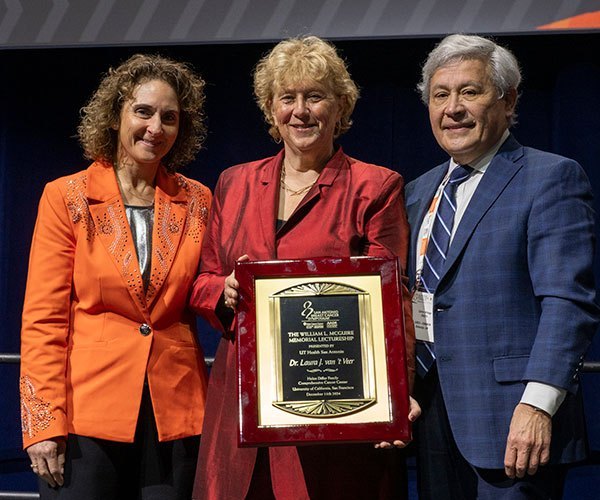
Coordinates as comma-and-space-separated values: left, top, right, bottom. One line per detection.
78, 53, 206, 172
253, 36, 359, 141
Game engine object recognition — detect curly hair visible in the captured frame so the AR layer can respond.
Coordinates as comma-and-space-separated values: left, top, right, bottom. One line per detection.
253, 36, 359, 142
78, 53, 206, 172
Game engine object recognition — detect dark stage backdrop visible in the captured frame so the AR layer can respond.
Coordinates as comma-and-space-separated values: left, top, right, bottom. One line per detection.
1, 34, 599, 495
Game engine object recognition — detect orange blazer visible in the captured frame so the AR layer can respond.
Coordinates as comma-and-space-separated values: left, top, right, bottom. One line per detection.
20, 161, 211, 449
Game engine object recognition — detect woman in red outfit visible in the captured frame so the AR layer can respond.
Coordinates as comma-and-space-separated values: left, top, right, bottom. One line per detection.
190, 36, 419, 499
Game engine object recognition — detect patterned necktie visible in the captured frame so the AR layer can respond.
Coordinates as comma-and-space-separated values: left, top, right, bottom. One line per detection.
416, 164, 472, 377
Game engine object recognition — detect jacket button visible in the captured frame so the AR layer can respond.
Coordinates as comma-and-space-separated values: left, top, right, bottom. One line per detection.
139, 324, 152, 336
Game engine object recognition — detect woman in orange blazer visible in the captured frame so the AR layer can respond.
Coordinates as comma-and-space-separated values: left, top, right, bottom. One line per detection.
190, 36, 420, 500
20, 54, 210, 499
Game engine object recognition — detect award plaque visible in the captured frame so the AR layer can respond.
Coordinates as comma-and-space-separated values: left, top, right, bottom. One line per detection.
235, 256, 410, 446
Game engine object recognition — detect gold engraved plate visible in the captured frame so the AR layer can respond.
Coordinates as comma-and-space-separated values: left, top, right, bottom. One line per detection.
269, 281, 377, 418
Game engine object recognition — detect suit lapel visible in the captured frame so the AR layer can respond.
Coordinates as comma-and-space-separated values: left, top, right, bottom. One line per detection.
442, 137, 525, 280
86, 162, 148, 312
146, 168, 188, 307
256, 152, 283, 259
406, 165, 448, 284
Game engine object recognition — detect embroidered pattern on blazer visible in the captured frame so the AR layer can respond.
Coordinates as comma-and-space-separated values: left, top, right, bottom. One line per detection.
65, 174, 93, 241
20, 375, 55, 439
178, 175, 210, 242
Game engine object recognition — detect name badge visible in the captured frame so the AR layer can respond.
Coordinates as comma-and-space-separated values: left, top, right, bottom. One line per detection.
412, 291, 434, 343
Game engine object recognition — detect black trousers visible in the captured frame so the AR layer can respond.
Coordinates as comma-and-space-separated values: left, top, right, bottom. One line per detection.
414, 366, 566, 500
39, 384, 200, 500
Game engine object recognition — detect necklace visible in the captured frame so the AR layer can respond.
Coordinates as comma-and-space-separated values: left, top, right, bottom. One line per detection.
118, 182, 155, 206
124, 188, 155, 206
280, 164, 317, 196
115, 163, 156, 206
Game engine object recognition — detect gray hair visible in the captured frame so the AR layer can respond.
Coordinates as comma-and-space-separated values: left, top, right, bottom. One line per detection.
417, 34, 521, 125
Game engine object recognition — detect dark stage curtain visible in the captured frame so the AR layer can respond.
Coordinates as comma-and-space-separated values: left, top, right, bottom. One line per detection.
1, 33, 599, 494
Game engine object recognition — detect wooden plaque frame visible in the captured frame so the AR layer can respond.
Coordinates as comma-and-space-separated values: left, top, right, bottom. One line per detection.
235, 256, 410, 446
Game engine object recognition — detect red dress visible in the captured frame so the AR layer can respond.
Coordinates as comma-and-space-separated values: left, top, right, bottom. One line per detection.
190, 147, 414, 499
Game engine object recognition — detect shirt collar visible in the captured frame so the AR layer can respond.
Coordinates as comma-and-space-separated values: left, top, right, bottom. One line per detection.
448, 129, 510, 174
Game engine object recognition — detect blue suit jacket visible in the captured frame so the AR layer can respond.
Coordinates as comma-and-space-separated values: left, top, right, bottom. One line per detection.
405, 135, 599, 468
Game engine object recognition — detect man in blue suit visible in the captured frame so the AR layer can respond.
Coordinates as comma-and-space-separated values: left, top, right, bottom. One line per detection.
406, 34, 599, 499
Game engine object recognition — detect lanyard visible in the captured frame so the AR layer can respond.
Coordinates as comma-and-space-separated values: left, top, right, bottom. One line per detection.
414, 173, 452, 289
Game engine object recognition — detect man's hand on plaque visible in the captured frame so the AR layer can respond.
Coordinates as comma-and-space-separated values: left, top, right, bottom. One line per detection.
374, 396, 421, 449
